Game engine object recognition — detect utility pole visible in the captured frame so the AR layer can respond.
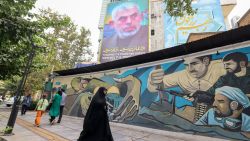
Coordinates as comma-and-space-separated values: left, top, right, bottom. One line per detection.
3, 36, 39, 135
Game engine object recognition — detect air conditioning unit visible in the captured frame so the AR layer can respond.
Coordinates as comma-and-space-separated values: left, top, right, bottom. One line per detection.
231, 16, 240, 29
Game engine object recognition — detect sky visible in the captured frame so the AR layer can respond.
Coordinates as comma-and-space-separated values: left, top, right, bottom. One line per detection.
34, 0, 103, 61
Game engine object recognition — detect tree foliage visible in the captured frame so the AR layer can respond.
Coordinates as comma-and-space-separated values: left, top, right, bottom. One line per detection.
37, 8, 92, 70
1, 1, 92, 80
1, 76, 21, 96
1, 2, 92, 96
164, 0, 196, 17
0, 0, 39, 80
22, 9, 92, 94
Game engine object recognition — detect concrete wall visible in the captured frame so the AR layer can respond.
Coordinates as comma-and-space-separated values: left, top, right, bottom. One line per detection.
54, 40, 250, 140
150, 0, 165, 52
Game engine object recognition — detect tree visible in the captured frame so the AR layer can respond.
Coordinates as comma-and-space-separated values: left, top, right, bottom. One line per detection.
1, 4, 92, 93
28, 8, 93, 94
164, 0, 196, 17
36, 8, 92, 70
1, 76, 21, 97
20, 9, 92, 94
0, 0, 40, 80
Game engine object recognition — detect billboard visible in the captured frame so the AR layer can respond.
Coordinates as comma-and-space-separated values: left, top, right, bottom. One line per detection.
164, 0, 226, 48
100, 0, 149, 63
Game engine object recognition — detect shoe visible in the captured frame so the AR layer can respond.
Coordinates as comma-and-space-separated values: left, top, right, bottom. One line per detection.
57, 121, 60, 124
50, 119, 55, 125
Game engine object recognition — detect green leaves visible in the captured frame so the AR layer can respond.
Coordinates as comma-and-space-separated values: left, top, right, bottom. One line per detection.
0, 0, 39, 80
1, 1, 92, 96
36, 8, 92, 70
164, 0, 196, 17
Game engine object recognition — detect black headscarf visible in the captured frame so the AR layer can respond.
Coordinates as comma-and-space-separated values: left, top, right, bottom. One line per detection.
78, 87, 113, 141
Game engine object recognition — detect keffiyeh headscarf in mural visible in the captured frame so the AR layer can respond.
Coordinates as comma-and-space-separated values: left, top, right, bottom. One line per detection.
215, 86, 250, 108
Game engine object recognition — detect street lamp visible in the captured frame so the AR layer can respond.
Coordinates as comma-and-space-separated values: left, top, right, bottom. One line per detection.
3, 35, 43, 135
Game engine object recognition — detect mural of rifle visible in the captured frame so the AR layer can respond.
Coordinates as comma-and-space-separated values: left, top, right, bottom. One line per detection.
155, 89, 188, 114
155, 65, 164, 104
154, 60, 184, 113
156, 89, 214, 122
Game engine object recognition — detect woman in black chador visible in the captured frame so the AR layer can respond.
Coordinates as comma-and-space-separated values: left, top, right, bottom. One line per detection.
78, 87, 114, 141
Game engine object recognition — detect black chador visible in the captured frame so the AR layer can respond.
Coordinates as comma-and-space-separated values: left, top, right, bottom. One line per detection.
78, 87, 114, 141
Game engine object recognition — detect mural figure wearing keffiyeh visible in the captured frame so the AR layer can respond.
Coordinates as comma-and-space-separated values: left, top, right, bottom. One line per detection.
196, 86, 250, 133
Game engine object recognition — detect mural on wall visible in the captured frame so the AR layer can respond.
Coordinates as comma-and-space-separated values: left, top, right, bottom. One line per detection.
58, 45, 250, 140
164, 0, 226, 48
100, 0, 149, 63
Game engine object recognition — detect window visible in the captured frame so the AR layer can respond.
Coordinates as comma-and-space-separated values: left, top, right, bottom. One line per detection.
151, 29, 155, 36
151, 14, 156, 18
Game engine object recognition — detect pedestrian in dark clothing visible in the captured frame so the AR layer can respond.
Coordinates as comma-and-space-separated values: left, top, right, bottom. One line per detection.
57, 88, 67, 123
78, 87, 113, 141
21, 93, 32, 115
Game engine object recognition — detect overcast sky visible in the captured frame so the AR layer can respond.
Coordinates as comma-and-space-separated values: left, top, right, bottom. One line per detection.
34, 0, 103, 61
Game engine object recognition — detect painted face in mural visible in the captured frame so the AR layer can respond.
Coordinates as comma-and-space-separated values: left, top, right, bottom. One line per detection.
79, 79, 89, 90
213, 93, 232, 117
183, 57, 209, 78
112, 4, 142, 39
223, 60, 240, 73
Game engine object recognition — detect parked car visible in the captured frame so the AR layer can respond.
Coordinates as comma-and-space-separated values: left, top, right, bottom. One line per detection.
5, 96, 24, 107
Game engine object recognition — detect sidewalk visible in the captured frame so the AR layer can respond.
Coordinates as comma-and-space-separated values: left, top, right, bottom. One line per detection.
0, 113, 46, 141
0, 111, 229, 141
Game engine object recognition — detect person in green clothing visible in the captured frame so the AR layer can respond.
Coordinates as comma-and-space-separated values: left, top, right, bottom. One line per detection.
34, 93, 49, 127
49, 90, 62, 125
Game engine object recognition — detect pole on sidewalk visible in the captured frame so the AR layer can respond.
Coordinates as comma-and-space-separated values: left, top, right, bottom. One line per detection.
4, 35, 37, 135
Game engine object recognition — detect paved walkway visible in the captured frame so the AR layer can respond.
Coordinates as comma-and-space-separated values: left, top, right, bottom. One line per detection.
0, 111, 229, 141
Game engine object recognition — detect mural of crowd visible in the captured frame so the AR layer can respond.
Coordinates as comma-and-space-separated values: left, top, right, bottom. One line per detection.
55, 45, 250, 140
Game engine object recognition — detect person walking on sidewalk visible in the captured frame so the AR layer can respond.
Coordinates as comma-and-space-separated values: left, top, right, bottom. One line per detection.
49, 90, 62, 125
78, 87, 114, 141
57, 88, 67, 123
21, 93, 32, 115
34, 94, 49, 127
46, 88, 57, 111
